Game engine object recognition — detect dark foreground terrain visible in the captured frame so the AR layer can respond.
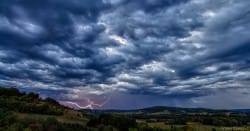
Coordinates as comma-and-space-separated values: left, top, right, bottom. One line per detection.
1, 87, 250, 131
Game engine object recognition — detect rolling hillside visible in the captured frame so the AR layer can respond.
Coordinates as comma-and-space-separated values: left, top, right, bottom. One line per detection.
0, 87, 153, 131
82, 106, 240, 115
82, 106, 250, 128
1, 86, 250, 131
0, 87, 89, 131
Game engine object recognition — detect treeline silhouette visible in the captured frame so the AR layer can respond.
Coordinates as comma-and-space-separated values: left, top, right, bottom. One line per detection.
0, 87, 63, 115
0, 87, 89, 131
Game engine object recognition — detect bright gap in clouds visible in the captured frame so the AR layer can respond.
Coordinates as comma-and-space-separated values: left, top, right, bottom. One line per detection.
109, 35, 128, 45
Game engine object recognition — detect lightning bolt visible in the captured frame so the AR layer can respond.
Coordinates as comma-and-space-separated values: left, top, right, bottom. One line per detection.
63, 97, 110, 110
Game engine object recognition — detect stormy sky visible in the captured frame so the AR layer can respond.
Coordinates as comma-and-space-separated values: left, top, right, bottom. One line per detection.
0, 0, 250, 109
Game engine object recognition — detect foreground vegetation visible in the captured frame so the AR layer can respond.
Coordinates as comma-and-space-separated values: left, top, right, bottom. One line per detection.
0, 87, 163, 131
1, 87, 250, 131
0, 87, 89, 131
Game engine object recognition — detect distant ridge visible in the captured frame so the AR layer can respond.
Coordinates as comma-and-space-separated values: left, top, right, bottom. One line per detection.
81, 106, 250, 114
231, 109, 250, 113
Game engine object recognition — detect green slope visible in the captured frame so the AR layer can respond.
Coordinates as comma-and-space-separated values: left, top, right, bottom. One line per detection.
0, 87, 90, 131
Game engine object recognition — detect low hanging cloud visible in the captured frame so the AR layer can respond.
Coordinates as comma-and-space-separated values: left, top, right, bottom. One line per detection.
0, 0, 250, 109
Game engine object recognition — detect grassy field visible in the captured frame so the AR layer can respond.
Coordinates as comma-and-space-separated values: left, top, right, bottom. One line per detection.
15, 109, 89, 126
145, 121, 250, 131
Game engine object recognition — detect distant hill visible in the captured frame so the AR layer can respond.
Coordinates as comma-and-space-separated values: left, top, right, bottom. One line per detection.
81, 106, 229, 115
231, 109, 250, 113
81, 106, 250, 127
82, 106, 250, 115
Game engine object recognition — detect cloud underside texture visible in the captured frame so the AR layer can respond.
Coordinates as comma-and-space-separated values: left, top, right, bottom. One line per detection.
0, 0, 250, 109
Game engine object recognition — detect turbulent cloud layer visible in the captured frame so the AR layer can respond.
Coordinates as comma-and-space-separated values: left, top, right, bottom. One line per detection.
0, 0, 250, 109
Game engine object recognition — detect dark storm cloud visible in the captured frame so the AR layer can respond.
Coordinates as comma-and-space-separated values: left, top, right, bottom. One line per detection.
0, 0, 250, 109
